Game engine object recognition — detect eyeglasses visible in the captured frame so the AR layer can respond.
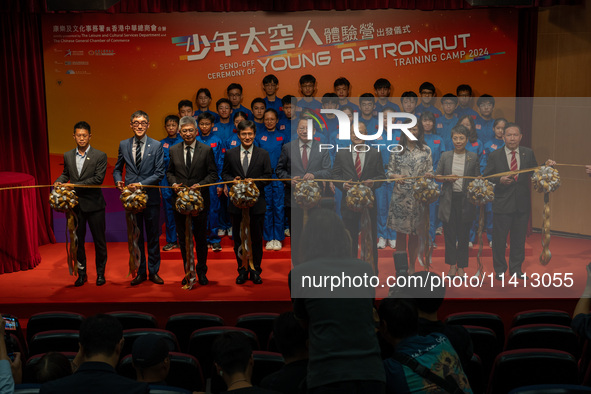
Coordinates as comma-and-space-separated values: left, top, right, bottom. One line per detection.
131, 121, 148, 127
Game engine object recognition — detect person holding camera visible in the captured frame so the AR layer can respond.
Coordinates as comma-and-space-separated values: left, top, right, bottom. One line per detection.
1, 314, 22, 392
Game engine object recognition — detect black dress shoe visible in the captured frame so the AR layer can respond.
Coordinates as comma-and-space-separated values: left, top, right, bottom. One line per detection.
74, 273, 87, 287
250, 271, 263, 284
236, 272, 248, 285
130, 274, 146, 286
198, 273, 209, 285
512, 271, 529, 281
96, 275, 106, 286
149, 273, 164, 285
494, 273, 505, 281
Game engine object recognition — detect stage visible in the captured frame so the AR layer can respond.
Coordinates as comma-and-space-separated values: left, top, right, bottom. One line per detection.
0, 232, 590, 328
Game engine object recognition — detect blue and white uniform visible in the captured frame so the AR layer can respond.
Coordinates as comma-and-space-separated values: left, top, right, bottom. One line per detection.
197, 133, 224, 244
474, 115, 495, 145
160, 134, 182, 244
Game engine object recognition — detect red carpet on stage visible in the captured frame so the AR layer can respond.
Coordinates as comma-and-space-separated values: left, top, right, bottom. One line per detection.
0, 232, 590, 327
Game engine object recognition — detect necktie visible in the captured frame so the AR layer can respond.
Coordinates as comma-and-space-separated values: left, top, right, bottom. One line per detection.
186, 146, 192, 173
242, 150, 249, 176
510, 150, 518, 181
355, 152, 362, 179
135, 140, 142, 168
302, 143, 308, 169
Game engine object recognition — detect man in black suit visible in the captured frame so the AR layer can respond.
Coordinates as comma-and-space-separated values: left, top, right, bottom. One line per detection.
40, 314, 149, 394
483, 123, 554, 280
167, 116, 218, 286
332, 122, 385, 271
54, 121, 108, 287
222, 120, 272, 284
276, 117, 331, 265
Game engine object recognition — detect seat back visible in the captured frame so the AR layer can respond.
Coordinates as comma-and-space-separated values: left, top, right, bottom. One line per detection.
488, 349, 578, 394
165, 313, 224, 353
251, 351, 285, 385
464, 325, 501, 380
107, 311, 158, 330
445, 312, 505, 345
187, 327, 259, 378
508, 384, 591, 393
235, 313, 279, 351
26, 312, 84, 343
506, 324, 579, 358
512, 309, 571, 328
28, 330, 80, 357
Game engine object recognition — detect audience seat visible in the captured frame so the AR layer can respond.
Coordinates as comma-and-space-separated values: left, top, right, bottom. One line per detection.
107, 311, 158, 330
187, 327, 259, 378
235, 313, 279, 351
121, 328, 179, 357
23, 352, 77, 383
28, 330, 79, 357
511, 309, 571, 328
165, 313, 225, 352
505, 324, 579, 358
463, 354, 484, 394
26, 312, 84, 343
118, 352, 204, 392
464, 325, 501, 378
445, 312, 505, 345
509, 384, 591, 393
487, 349, 578, 394
13, 384, 42, 394
147, 386, 192, 394
251, 350, 285, 385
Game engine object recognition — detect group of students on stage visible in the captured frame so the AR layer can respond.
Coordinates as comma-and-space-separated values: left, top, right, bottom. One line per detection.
54, 73, 551, 289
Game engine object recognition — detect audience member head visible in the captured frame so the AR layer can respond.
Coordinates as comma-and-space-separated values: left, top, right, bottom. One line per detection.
79, 314, 124, 366
300, 208, 352, 263
272, 312, 308, 363
132, 334, 171, 383
34, 352, 72, 384
212, 332, 254, 388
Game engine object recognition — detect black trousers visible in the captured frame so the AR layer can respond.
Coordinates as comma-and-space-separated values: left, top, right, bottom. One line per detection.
136, 204, 161, 276
442, 192, 470, 268
75, 207, 107, 276
492, 211, 529, 275
231, 213, 264, 274
174, 211, 208, 275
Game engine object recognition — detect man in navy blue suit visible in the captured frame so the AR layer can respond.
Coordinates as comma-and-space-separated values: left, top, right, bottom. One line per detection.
113, 110, 166, 286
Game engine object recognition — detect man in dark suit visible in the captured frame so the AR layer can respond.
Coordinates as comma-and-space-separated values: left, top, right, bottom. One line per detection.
222, 120, 272, 284
483, 123, 553, 280
54, 121, 108, 287
332, 122, 385, 271
167, 116, 218, 286
113, 110, 165, 286
276, 117, 331, 265
40, 314, 149, 394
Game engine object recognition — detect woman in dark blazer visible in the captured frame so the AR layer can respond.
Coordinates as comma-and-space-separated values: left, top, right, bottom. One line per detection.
435, 125, 480, 277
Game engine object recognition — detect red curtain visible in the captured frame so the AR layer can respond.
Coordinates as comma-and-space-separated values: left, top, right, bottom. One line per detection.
0, 10, 55, 245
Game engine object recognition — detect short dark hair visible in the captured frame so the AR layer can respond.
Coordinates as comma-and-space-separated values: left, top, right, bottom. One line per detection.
419, 82, 436, 93
212, 332, 252, 375
262, 74, 279, 85
451, 124, 469, 139
374, 78, 391, 90
197, 112, 215, 123
299, 74, 316, 85
456, 84, 473, 95
282, 95, 295, 106
237, 120, 256, 134
493, 117, 508, 129
233, 111, 249, 123
378, 298, 418, 339
227, 83, 243, 94
359, 93, 375, 104
401, 91, 418, 102
79, 314, 123, 358
178, 100, 193, 111
74, 121, 91, 134
321, 93, 339, 105
264, 108, 278, 119
441, 94, 458, 105
34, 352, 73, 383
164, 115, 180, 126
273, 312, 307, 359
504, 122, 522, 134
196, 88, 212, 100
216, 98, 231, 109
251, 97, 266, 110
334, 77, 350, 88
477, 94, 495, 107
130, 110, 149, 123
